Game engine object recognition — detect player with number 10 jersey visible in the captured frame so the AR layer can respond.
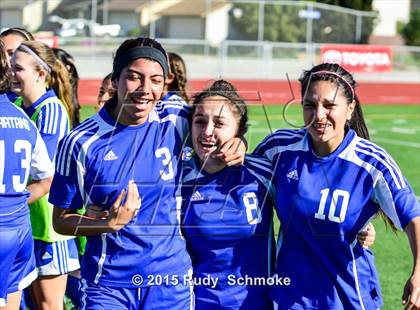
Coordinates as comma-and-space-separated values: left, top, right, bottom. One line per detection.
254, 63, 420, 309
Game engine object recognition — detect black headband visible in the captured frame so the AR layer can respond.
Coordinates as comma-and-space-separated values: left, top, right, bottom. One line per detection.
112, 46, 168, 80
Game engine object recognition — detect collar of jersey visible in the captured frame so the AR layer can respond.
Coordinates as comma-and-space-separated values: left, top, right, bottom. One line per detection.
5, 91, 18, 102
193, 154, 237, 178
22, 89, 56, 116
99, 106, 151, 130
162, 91, 177, 101
307, 128, 356, 162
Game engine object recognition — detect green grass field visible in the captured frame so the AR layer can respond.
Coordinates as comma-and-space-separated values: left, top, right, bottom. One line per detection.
81, 104, 419, 309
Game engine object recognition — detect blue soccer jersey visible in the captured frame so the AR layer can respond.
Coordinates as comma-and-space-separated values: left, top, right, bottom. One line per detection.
162, 91, 186, 104
0, 94, 53, 305
0, 94, 53, 222
254, 128, 420, 310
49, 101, 192, 287
181, 154, 276, 310
18, 89, 70, 161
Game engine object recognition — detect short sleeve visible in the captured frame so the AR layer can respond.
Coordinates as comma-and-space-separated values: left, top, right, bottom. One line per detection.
36, 102, 70, 161
373, 175, 420, 230
48, 137, 84, 210
30, 129, 54, 180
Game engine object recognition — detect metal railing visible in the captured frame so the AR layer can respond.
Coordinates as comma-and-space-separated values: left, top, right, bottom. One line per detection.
57, 37, 419, 81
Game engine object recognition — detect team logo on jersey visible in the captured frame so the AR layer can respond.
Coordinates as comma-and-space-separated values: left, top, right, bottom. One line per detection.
104, 150, 118, 161
191, 190, 204, 201
286, 169, 299, 181
182, 146, 194, 161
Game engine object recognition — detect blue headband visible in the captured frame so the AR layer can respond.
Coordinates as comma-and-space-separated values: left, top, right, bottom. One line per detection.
112, 46, 168, 80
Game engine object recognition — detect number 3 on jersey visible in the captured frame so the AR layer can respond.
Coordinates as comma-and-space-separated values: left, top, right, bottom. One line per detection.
0, 140, 31, 193
155, 147, 174, 181
314, 188, 350, 223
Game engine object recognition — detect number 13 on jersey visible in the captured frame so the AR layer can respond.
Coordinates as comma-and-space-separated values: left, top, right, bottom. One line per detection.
0, 140, 31, 193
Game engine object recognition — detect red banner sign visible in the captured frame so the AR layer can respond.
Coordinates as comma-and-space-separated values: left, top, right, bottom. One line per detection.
321, 44, 392, 72
34, 34, 59, 48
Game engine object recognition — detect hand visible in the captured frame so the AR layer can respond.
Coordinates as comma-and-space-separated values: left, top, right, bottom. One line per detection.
215, 136, 246, 166
403, 271, 420, 309
357, 222, 376, 248
107, 181, 141, 231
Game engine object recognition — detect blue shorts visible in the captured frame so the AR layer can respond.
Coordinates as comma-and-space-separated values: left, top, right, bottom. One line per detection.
0, 226, 37, 307
34, 239, 80, 276
79, 278, 194, 310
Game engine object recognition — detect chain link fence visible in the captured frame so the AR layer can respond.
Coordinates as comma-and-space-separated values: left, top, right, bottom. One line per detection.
51, 0, 417, 81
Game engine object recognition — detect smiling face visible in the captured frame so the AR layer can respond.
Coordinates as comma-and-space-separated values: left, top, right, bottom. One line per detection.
10, 50, 40, 97
303, 80, 355, 156
114, 58, 164, 125
192, 96, 239, 171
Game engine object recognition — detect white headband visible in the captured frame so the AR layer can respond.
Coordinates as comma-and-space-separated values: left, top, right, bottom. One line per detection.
18, 44, 51, 73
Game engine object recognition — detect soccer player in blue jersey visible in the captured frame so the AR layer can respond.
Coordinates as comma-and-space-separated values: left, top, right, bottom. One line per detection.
49, 37, 246, 309
182, 80, 275, 310
254, 63, 420, 310
163, 52, 189, 104
0, 40, 53, 309
10, 40, 79, 309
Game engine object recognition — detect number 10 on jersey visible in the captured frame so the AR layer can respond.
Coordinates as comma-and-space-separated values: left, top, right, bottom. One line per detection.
314, 188, 350, 223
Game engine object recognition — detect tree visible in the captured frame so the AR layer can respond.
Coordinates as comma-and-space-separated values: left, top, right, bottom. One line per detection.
315, 0, 373, 12
228, 0, 376, 44
399, 9, 420, 46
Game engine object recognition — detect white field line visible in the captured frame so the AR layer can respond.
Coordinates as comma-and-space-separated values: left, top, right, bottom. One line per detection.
393, 119, 408, 124
390, 127, 417, 135
370, 137, 420, 148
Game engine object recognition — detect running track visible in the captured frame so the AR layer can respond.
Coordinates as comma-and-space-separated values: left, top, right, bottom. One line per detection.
79, 79, 419, 105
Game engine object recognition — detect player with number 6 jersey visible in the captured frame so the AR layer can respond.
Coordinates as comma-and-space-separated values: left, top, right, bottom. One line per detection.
254, 63, 420, 310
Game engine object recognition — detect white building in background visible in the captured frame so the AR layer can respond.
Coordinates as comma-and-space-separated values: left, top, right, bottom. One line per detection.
137, 0, 231, 44
0, 0, 60, 31
372, 0, 411, 36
